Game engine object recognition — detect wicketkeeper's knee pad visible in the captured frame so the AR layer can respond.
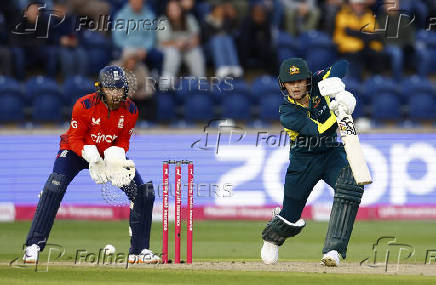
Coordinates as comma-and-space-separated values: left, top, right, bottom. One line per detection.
26, 172, 69, 249
43, 172, 69, 195
262, 215, 306, 246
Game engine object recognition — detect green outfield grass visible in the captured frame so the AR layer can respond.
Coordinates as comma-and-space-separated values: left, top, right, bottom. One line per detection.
1, 220, 436, 284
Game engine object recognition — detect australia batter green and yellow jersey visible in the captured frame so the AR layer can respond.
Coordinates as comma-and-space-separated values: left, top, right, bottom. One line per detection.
279, 60, 349, 154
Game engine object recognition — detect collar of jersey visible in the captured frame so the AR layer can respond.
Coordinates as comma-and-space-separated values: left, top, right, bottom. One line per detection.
287, 94, 310, 108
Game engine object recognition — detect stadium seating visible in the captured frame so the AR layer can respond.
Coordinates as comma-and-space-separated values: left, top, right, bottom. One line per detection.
174, 78, 206, 104
0, 94, 25, 122
251, 75, 281, 104
342, 77, 364, 117
363, 76, 400, 105
371, 92, 402, 121
156, 92, 177, 122
25, 76, 63, 122
32, 93, 64, 122
276, 31, 300, 63
221, 92, 251, 121
299, 30, 337, 72
0, 76, 23, 97
25, 76, 60, 102
259, 92, 282, 122
80, 30, 112, 75
400, 75, 435, 103
416, 29, 436, 76
408, 92, 436, 122
184, 92, 214, 122
63, 76, 95, 105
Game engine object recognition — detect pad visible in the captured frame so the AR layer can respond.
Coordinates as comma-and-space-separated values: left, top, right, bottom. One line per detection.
262, 215, 306, 246
25, 173, 69, 250
322, 166, 364, 258
128, 182, 155, 254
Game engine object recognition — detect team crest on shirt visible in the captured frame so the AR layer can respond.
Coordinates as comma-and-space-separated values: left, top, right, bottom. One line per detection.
312, 96, 321, 108
92, 117, 100, 125
118, 116, 124, 128
289, 66, 300, 75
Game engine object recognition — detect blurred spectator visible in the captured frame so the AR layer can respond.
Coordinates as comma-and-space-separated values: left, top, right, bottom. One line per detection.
237, 3, 278, 74
0, 47, 11, 76
112, 48, 156, 121
319, 0, 343, 35
52, 0, 88, 78
68, 0, 110, 32
157, 0, 205, 79
399, 0, 429, 30
280, 0, 320, 36
0, 12, 12, 76
375, 0, 415, 80
251, 0, 282, 29
201, 2, 242, 78
10, 2, 57, 79
334, 0, 385, 79
113, 0, 163, 73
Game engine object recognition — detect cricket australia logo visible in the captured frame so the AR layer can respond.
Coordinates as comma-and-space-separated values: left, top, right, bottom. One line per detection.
118, 116, 124, 128
339, 117, 357, 135
289, 66, 300, 75
92, 117, 100, 125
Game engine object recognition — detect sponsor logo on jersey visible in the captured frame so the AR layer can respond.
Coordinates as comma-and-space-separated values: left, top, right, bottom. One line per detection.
128, 128, 134, 135
90, 133, 118, 143
92, 117, 101, 125
71, 120, 78, 128
289, 66, 300, 75
118, 116, 124, 128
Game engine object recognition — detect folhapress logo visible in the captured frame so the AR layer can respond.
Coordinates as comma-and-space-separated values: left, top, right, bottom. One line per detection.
90, 133, 118, 143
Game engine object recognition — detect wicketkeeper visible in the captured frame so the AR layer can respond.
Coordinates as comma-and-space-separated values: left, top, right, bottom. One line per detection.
261, 58, 364, 266
23, 65, 160, 264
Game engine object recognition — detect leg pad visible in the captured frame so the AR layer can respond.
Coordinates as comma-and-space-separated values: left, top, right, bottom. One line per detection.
262, 215, 306, 246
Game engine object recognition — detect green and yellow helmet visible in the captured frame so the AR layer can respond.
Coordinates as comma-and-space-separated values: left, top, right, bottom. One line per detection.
278, 58, 313, 97
279, 58, 312, 83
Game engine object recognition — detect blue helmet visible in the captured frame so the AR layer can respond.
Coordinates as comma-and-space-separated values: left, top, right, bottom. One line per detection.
96, 65, 129, 100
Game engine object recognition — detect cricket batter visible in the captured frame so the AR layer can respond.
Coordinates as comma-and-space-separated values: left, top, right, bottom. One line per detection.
260, 58, 363, 266
23, 66, 160, 264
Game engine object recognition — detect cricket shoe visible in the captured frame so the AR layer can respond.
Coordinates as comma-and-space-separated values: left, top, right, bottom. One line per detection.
260, 207, 281, 265
320, 250, 341, 267
23, 244, 40, 264
261, 241, 278, 264
128, 249, 161, 264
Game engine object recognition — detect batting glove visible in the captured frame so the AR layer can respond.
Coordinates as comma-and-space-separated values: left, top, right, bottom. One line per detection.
318, 77, 345, 98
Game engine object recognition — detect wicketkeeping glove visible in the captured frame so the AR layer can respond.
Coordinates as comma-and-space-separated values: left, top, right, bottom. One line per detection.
82, 145, 108, 184
104, 146, 135, 188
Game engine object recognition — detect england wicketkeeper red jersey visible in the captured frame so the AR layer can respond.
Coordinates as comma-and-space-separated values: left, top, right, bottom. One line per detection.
60, 93, 139, 158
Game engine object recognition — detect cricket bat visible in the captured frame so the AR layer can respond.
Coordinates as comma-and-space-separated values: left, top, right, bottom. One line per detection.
336, 105, 372, 185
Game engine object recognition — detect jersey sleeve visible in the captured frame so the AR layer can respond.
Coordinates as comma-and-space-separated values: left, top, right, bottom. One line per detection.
313, 59, 349, 83
114, 103, 139, 153
279, 105, 336, 136
68, 101, 90, 157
